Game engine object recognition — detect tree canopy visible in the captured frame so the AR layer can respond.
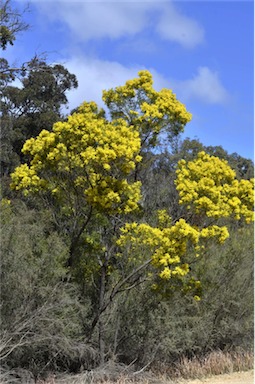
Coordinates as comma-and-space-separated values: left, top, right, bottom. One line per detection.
0, 0, 29, 50
11, 70, 254, 304
1, 59, 78, 176
3, 69, 254, 376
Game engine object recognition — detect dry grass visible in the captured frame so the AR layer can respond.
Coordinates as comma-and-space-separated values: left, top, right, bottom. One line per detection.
0, 349, 253, 383
157, 349, 254, 380
0, 362, 174, 384
51, 361, 174, 384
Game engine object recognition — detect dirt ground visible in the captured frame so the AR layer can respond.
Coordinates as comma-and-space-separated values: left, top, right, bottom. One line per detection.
181, 370, 254, 384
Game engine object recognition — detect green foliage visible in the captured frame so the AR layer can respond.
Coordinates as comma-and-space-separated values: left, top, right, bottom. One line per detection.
1, 202, 67, 314
3, 69, 254, 378
1, 59, 78, 177
0, 0, 29, 50
106, 224, 253, 366
0, 25, 14, 49
194, 224, 254, 350
0, 200, 94, 377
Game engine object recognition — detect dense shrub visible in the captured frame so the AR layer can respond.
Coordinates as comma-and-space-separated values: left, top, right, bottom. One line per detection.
0, 200, 96, 379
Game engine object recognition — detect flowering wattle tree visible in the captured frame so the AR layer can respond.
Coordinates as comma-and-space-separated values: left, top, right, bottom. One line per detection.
175, 151, 254, 223
10, 71, 254, 363
117, 152, 253, 298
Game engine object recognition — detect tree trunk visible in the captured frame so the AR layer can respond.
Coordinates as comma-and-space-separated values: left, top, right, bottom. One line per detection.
98, 260, 107, 365
98, 317, 105, 365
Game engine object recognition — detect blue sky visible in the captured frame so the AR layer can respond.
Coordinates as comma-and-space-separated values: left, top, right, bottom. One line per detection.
5, 0, 254, 159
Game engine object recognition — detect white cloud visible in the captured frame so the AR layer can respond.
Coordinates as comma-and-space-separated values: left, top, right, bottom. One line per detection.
177, 67, 229, 104
36, 2, 153, 41
63, 57, 138, 110
156, 4, 204, 48
33, 1, 204, 48
61, 56, 169, 112
63, 58, 228, 113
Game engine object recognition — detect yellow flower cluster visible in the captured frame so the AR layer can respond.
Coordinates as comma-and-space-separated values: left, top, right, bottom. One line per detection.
157, 209, 172, 229
102, 70, 192, 139
10, 163, 47, 195
200, 225, 229, 243
175, 151, 254, 223
117, 213, 229, 281
11, 101, 142, 214
0, 198, 11, 207
85, 178, 141, 214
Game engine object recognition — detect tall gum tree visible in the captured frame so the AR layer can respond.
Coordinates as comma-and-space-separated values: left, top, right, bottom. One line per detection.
1, 58, 78, 177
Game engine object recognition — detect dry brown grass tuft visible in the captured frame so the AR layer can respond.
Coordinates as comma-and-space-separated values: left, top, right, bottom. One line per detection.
0, 350, 253, 383
52, 361, 174, 384
160, 349, 254, 380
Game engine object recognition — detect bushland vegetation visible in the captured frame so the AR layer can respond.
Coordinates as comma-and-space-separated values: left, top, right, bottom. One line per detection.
0, 2, 254, 382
